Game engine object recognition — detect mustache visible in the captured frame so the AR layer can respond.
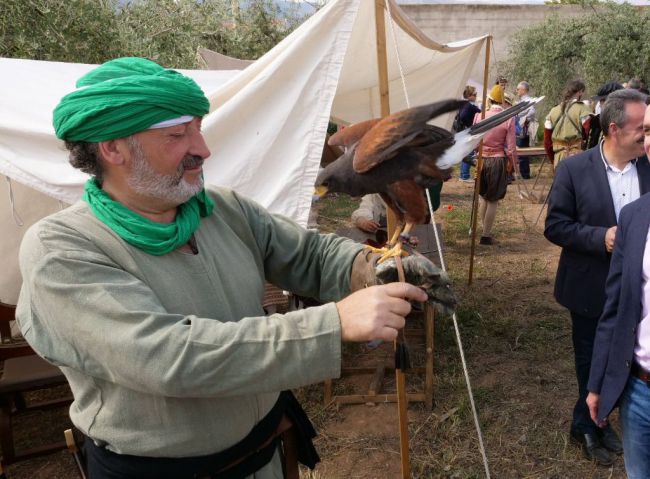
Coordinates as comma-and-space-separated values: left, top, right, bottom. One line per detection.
183, 155, 204, 169
177, 155, 204, 174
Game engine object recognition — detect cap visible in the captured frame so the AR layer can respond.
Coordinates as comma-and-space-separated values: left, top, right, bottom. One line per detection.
488, 85, 504, 104
593, 82, 624, 101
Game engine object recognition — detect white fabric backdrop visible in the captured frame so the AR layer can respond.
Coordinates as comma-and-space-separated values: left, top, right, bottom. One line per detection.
0, 0, 487, 303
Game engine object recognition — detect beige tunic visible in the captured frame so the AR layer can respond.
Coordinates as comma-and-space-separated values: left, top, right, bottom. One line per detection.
16, 186, 363, 470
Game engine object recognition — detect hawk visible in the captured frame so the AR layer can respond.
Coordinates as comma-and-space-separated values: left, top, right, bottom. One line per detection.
315, 97, 541, 259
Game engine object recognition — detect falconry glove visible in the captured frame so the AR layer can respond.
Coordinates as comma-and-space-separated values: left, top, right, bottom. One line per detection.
349, 250, 457, 316
349, 249, 380, 291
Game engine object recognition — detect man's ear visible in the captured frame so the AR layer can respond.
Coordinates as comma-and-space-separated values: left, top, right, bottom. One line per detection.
97, 139, 128, 166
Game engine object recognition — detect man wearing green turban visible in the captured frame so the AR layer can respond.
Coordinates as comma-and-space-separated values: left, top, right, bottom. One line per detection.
16, 57, 429, 478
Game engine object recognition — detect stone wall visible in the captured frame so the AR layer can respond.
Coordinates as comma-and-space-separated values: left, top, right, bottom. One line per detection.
399, 3, 587, 92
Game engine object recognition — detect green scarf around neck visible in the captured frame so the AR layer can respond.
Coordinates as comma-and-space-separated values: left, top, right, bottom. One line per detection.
83, 178, 215, 256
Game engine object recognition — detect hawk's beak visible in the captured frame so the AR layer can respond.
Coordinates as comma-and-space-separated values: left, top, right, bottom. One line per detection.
314, 185, 329, 198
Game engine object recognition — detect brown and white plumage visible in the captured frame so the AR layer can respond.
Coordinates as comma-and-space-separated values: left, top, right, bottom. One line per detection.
315, 97, 543, 257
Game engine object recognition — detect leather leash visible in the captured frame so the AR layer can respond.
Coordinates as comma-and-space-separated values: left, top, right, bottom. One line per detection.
394, 253, 411, 478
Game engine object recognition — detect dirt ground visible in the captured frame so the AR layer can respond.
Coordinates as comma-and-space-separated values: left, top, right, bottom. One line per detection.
4, 159, 628, 478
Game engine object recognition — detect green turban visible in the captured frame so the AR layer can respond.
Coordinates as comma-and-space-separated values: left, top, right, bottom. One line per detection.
53, 57, 210, 142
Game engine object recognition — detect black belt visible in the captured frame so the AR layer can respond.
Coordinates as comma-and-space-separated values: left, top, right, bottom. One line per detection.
84, 391, 319, 479
631, 362, 650, 386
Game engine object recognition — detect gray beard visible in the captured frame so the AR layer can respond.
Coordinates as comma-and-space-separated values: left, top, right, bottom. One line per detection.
126, 136, 203, 205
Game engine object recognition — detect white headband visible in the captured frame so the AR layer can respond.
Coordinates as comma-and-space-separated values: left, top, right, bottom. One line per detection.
148, 115, 194, 129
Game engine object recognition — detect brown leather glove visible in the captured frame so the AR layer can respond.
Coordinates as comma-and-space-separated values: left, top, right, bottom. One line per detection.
349, 249, 381, 292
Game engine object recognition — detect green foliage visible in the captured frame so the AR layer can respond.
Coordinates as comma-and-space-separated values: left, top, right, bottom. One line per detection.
116, 0, 230, 68
0, 0, 123, 63
0, 0, 307, 68
504, 3, 650, 117
582, 5, 650, 87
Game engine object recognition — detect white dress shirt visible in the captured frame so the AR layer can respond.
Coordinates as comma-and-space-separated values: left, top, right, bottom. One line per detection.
600, 141, 640, 221
517, 94, 536, 123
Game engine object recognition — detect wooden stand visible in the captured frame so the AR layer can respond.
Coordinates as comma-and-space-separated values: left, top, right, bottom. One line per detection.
326, 223, 442, 411
324, 304, 435, 410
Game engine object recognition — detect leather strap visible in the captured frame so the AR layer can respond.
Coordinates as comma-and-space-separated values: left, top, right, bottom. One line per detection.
395, 254, 406, 283
393, 254, 410, 371
280, 416, 299, 479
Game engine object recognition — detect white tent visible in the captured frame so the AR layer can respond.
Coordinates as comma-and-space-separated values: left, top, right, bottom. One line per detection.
0, 0, 487, 303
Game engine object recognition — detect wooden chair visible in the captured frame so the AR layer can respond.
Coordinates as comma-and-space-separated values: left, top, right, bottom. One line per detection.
0, 302, 71, 466
64, 428, 87, 479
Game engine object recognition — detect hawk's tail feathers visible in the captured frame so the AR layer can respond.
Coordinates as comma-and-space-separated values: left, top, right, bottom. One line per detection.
469, 96, 545, 136
434, 96, 544, 170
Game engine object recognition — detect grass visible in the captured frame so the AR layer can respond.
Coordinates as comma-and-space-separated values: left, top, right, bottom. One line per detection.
313, 193, 360, 233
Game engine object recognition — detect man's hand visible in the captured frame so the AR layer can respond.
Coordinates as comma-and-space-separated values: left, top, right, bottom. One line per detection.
605, 226, 617, 253
586, 392, 608, 428
336, 283, 427, 342
357, 219, 380, 233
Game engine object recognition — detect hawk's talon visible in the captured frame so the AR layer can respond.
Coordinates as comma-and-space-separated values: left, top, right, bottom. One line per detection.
377, 242, 409, 263
364, 245, 388, 255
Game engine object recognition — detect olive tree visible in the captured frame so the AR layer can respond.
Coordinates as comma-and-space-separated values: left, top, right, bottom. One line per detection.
0, 0, 307, 68
504, 3, 650, 116
0, 0, 123, 63
116, 0, 306, 68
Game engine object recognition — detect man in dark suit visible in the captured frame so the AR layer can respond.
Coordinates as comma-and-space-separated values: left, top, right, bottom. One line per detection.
587, 103, 650, 479
545, 89, 650, 465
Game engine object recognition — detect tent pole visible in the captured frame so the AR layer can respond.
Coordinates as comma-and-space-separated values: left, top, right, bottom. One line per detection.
375, 0, 390, 118
375, 1, 410, 478
468, 35, 491, 286
375, 1, 395, 240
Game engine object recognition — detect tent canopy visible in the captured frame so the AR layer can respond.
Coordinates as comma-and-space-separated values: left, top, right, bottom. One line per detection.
0, 0, 487, 303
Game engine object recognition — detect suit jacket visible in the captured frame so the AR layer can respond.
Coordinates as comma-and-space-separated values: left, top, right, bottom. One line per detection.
545, 147, 650, 318
587, 193, 650, 421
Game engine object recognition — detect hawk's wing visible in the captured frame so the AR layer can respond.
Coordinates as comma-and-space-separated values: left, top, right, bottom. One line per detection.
328, 118, 381, 150
352, 99, 466, 174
